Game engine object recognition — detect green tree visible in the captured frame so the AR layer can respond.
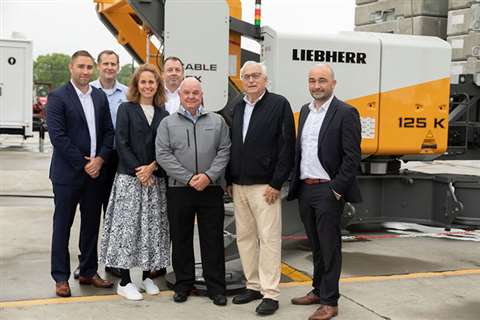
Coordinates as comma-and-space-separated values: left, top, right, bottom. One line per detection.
118, 63, 135, 85
33, 53, 71, 89
34, 53, 101, 89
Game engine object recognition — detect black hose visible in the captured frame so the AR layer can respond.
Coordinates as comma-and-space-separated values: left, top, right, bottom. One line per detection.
0, 194, 53, 199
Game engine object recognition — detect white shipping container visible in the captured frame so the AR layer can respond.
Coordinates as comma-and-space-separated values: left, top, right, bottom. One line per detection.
0, 38, 33, 138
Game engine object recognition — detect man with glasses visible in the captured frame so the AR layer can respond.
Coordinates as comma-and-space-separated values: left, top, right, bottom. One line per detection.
227, 61, 295, 316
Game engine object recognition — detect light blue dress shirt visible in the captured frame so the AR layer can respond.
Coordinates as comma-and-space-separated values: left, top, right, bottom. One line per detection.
90, 79, 128, 129
179, 104, 205, 124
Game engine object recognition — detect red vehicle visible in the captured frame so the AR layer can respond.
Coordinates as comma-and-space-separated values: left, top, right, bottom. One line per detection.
32, 82, 51, 131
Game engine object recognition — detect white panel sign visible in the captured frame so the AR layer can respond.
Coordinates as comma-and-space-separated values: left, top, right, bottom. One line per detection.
165, 0, 229, 111
262, 27, 381, 110
372, 32, 451, 92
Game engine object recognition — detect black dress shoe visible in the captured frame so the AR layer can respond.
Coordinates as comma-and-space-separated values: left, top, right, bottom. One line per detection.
73, 265, 80, 280
105, 266, 122, 278
173, 291, 189, 303
256, 298, 279, 316
232, 289, 263, 304
210, 294, 227, 306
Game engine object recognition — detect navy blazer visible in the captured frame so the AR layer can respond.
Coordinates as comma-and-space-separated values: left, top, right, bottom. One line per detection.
287, 96, 362, 203
115, 102, 169, 177
46, 81, 114, 185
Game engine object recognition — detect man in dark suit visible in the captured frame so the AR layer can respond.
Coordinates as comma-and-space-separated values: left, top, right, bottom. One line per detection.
73, 49, 128, 280
287, 64, 362, 320
47, 50, 115, 297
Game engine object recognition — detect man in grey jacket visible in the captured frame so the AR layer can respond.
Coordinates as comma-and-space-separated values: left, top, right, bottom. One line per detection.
156, 77, 231, 306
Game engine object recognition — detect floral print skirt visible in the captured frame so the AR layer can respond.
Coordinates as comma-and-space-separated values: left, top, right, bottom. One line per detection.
99, 174, 170, 271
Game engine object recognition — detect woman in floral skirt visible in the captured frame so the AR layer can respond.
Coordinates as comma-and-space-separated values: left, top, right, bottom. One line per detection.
99, 64, 170, 300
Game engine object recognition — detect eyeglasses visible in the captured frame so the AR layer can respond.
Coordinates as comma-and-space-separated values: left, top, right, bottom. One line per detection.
241, 73, 263, 81
308, 78, 329, 84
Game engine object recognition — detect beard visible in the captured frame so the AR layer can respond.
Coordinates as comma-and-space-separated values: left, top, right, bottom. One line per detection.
310, 91, 329, 100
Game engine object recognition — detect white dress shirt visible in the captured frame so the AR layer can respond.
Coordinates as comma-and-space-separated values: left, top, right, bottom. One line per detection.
71, 80, 97, 158
300, 94, 335, 180
242, 91, 266, 142
165, 87, 180, 115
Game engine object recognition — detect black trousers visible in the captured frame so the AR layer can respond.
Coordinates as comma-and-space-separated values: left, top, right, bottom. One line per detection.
102, 150, 118, 214
298, 182, 344, 306
51, 178, 103, 282
76, 152, 118, 267
167, 186, 226, 296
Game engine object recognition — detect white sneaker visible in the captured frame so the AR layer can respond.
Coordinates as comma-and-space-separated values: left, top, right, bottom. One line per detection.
139, 278, 160, 295
117, 283, 143, 301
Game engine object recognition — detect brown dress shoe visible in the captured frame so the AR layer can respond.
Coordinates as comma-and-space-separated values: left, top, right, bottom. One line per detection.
55, 281, 71, 297
291, 291, 322, 305
309, 305, 338, 320
78, 274, 114, 288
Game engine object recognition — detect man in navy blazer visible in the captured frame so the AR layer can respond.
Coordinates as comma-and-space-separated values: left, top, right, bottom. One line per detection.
287, 64, 362, 320
46, 50, 114, 297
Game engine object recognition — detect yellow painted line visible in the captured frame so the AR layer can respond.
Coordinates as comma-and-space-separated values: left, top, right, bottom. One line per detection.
279, 281, 311, 288
0, 291, 174, 309
3, 269, 480, 309
280, 268, 480, 287
281, 262, 312, 282
0, 295, 120, 309
340, 268, 480, 283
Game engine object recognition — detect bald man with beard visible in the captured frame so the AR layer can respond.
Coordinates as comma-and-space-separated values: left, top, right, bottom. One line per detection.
288, 64, 362, 320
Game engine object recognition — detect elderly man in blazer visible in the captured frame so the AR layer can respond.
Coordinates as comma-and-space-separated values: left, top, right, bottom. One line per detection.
46, 50, 114, 297
227, 61, 295, 316
287, 64, 362, 320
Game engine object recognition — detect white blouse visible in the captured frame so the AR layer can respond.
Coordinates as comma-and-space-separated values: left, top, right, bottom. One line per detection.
140, 104, 154, 126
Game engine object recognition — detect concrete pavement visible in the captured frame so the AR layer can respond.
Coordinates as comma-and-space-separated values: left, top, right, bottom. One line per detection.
1, 134, 480, 320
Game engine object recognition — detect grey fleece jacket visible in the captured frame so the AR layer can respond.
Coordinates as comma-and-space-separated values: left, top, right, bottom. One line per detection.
155, 110, 231, 187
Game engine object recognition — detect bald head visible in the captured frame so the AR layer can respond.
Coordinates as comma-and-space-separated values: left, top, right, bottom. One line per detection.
308, 63, 337, 107
179, 77, 203, 113
179, 77, 202, 92
309, 63, 335, 81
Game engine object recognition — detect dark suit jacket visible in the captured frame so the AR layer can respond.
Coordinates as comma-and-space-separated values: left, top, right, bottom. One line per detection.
287, 96, 362, 203
115, 102, 169, 177
47, 82, 114, 186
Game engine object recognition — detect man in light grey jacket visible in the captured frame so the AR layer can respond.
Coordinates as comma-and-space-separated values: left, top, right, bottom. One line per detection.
156, 77, 230, 306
